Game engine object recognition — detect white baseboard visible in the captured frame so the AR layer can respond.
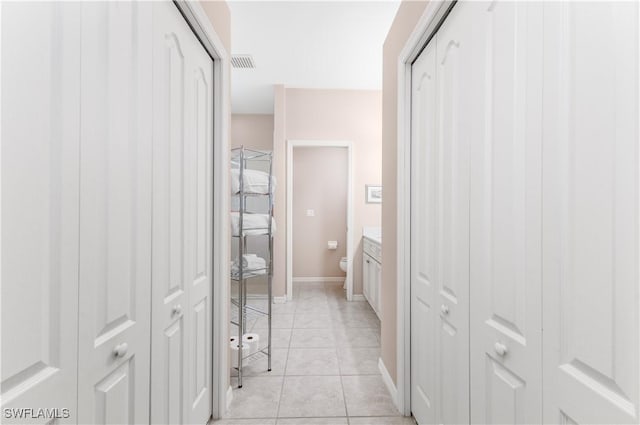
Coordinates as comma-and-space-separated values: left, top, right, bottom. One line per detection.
352, 294, 366, 302
292, 276, 345, 283
225, 385, 233, 412
379, 357, 399, 410
273, 295, 287, 304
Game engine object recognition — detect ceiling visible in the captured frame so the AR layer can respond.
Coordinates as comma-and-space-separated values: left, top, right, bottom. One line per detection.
228, 1, 401, 114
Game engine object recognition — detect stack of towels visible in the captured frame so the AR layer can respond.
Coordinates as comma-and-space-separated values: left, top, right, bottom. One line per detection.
231, 254, 267, 278
230, 212, 276, 236
231, 168, 277, 195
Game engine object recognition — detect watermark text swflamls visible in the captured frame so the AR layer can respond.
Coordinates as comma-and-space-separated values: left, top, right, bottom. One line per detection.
3, 408, 71, 420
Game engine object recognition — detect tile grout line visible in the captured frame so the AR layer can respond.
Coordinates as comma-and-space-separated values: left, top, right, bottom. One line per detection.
274, 317, 293, 421
327, 283, 352, 421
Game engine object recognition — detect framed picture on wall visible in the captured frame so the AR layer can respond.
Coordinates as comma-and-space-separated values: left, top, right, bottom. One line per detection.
366, 185, 382, 204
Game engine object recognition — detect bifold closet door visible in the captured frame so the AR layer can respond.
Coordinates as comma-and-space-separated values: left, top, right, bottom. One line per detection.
542, 2, 640, 424
1, 3, 81, 420
469, 2, 543, 424
77, 3, 153, 423
410, 2, 475, 423
151, 2, 214, 424
434, 3, 474, 423
410, 35, 438, 425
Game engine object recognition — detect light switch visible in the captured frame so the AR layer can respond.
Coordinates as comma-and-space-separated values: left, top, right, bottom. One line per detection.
306, 209, 315, 217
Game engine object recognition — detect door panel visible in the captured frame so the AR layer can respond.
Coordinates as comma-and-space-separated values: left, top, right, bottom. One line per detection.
470, 2, 543, 424
77, 3, 153, 424
435, 4, 473, 423
151, 3, 189, 422
373, 260, 382, 316
410, 36, 438, 425
542, 2, 640, 423
94, 361, 134, 425
363, 253, 370, 301
186, 41, 214, 424
1, 3, 81, 421
165, 321, 185, 424
151, 2, 213, 423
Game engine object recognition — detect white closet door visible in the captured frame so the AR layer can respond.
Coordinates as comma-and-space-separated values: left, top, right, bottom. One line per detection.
151, 2, 213, 423
469, 2, 543, 424
151, 3, 189, 421
410, 35, 438, 425
1, 3, 81, 421
184, 13, 214, 423
542, 2, 640, 424
434, 4, 474, 423
77, 3, 153, 423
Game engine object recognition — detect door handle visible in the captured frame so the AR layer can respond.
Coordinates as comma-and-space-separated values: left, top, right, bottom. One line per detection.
494, 342, 508, 357
172, 304, 183, 317
440, 304, 449, 315
113, 343, 128, 358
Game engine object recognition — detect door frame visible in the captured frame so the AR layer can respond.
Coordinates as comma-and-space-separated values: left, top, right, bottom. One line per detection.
395, 0, 454, 416
172, 1, 230, 419
286, 140, 354, 301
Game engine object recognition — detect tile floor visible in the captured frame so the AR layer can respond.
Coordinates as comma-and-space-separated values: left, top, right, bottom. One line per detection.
218, 281, 415, 425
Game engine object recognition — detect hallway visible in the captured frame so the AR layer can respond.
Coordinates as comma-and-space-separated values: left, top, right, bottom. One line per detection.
218, 282, 411, 424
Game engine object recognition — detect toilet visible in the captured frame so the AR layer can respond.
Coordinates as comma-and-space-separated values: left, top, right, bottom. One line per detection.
339, 257, 348, 272
339, 257, 348, 289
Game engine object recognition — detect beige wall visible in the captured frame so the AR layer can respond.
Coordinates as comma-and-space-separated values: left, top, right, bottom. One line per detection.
272, 88, 382, 297
292, 147, 348, 278
201, 0, 231, 56
273, 85, 287, 299
231, 114, 274, 150
380, 0, 429, 385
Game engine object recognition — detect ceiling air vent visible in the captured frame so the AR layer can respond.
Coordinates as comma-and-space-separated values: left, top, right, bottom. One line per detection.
231, 55, 256, 69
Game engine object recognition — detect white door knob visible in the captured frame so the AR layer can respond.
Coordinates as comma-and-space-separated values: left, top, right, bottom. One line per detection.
494, 342, 508, 357
440, 304, 449, 315
113, 343, 128, 358
172, 304, 183, 316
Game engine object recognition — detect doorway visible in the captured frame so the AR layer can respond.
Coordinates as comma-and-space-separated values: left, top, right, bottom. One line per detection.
286, 140, 354, 301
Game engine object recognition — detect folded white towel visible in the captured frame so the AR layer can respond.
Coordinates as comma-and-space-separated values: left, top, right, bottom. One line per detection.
230, 213, 276, 236
238, 254, 260, 268
231, 254, 267, 277
231, 169, 276, 195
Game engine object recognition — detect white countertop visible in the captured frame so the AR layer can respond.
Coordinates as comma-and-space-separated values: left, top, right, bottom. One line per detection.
363, 227, 381, 245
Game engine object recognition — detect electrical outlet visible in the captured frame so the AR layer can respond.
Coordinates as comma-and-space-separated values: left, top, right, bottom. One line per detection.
306, 209, 315, 217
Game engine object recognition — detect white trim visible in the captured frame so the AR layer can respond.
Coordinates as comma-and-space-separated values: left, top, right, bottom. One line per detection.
175, 1, 231, 420
292, 277, 345, 283
286, 140, 354, 302
225, 386, 233, 412
352, 294, 366, 302
379, 357, 399, 409
272, 296, 287, 304
395, 0, 451, 417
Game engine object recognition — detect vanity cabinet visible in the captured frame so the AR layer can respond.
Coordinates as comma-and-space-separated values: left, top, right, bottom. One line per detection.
362, 238, 381, 318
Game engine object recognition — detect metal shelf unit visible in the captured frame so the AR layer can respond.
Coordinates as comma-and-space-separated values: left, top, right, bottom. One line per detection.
230, 146, 274, 388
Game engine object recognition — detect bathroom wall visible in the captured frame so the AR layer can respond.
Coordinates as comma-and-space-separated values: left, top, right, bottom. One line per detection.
231, 114, 274, 150
380, 0, 429, 385
272, 87, 382, 297
292, 147, 348, 278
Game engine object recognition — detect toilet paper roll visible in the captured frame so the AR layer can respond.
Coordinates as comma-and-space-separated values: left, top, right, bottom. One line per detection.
229, 342, 249, 368
242, 333, 260, 355
328, 240, 338, 250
